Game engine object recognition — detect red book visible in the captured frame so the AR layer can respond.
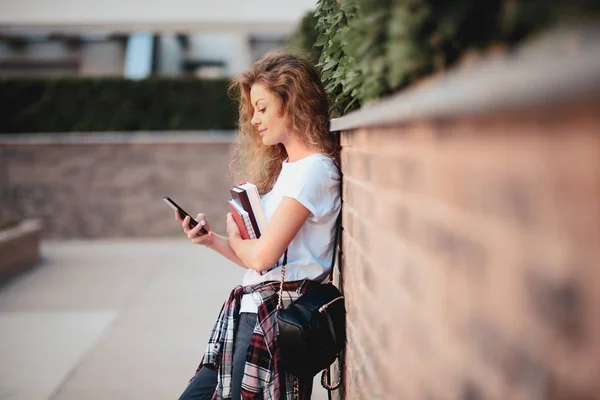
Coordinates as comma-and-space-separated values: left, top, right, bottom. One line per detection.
228, 200, 256, 240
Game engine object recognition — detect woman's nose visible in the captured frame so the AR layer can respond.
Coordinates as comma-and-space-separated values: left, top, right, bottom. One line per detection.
251, 114, 260, 126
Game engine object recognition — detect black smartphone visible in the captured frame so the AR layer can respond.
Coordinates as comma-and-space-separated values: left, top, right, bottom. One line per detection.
163, 196, 208, 235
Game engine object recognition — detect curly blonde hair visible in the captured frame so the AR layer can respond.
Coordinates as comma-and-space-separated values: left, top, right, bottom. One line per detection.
228, 49, 340, 195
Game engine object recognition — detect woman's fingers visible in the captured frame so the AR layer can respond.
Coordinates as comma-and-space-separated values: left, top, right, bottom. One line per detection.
226, 212, 241, 239
187, 220, 204, 239
181, 215, 190, 232
191, 230, 212, 245
196, 213, 210, 231
178, 211, 211, 246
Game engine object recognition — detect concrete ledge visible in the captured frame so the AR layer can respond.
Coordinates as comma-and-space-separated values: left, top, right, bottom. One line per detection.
330, 24, 600, 132
0, 219, 42, 281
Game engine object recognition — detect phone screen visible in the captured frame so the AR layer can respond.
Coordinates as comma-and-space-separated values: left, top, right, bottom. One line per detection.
163, 197, 208, 234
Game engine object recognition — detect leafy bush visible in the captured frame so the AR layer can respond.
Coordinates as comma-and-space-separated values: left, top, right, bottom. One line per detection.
300, 0, 600, 116
311, 0, 362, 117
0, 77, 238, 133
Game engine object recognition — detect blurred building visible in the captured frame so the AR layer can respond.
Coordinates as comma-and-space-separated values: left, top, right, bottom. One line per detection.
0, 0, 316, 78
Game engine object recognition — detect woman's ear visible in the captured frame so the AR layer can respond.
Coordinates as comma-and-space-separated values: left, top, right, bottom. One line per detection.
278, 104, 286, 117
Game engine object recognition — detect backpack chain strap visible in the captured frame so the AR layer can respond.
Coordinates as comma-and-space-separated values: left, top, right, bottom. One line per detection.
276, 262, 286, 311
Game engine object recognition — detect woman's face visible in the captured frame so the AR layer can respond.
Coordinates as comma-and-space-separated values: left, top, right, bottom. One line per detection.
250, 83, 290, 146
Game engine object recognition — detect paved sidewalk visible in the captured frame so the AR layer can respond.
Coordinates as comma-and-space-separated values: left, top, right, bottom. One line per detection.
0, 239, 329, 400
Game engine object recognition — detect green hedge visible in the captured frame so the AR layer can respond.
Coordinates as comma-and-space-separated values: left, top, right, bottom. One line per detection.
298, 0, 600, 116
0, 77, 238, 133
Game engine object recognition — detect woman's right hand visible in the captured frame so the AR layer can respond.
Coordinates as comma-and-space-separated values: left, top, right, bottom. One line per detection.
176, 211, 214, 247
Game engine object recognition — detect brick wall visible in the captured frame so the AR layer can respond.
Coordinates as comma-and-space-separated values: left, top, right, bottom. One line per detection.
339, 103, 600, 399
0, 134, 235, 238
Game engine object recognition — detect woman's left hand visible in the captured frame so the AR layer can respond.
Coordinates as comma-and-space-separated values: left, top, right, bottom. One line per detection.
226, 212, 241, 240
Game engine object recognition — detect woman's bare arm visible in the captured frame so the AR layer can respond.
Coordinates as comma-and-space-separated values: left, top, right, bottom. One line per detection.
227, 197, 311, 272
205, 232, 249, 269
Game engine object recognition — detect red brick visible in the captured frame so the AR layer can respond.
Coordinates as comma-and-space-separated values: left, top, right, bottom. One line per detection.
339, 101, 600, 399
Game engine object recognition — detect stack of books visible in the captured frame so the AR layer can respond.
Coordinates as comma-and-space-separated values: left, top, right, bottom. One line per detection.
228, 182, 267, 240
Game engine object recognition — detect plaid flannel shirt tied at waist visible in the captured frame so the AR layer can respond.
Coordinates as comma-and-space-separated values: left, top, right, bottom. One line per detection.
193, 279, 320, 399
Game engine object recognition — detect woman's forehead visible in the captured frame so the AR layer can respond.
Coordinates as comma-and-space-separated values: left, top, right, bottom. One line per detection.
250, 83, 272, 103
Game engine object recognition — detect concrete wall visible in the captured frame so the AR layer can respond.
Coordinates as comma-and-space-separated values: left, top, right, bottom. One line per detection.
0, 133, 235, 238
333, 26, 600, 400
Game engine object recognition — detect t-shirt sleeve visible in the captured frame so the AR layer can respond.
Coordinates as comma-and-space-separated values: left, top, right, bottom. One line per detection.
279, 160, 339, 221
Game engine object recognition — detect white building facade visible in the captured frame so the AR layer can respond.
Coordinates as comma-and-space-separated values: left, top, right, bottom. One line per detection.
0, 0, 316, 77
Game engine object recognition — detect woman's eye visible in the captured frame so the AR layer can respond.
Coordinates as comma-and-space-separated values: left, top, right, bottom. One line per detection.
259, 108, 266, 113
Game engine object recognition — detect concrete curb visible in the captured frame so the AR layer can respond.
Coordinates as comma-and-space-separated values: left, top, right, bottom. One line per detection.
0, 218, 43, 281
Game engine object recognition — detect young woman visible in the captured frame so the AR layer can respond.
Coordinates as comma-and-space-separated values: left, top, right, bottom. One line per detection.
176, 50, 341, 400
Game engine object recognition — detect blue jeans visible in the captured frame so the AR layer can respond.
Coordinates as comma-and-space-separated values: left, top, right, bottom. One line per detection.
178, 313, 257, 400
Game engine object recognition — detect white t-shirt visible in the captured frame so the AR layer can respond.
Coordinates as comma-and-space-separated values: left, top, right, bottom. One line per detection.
239, 153, 341, 313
